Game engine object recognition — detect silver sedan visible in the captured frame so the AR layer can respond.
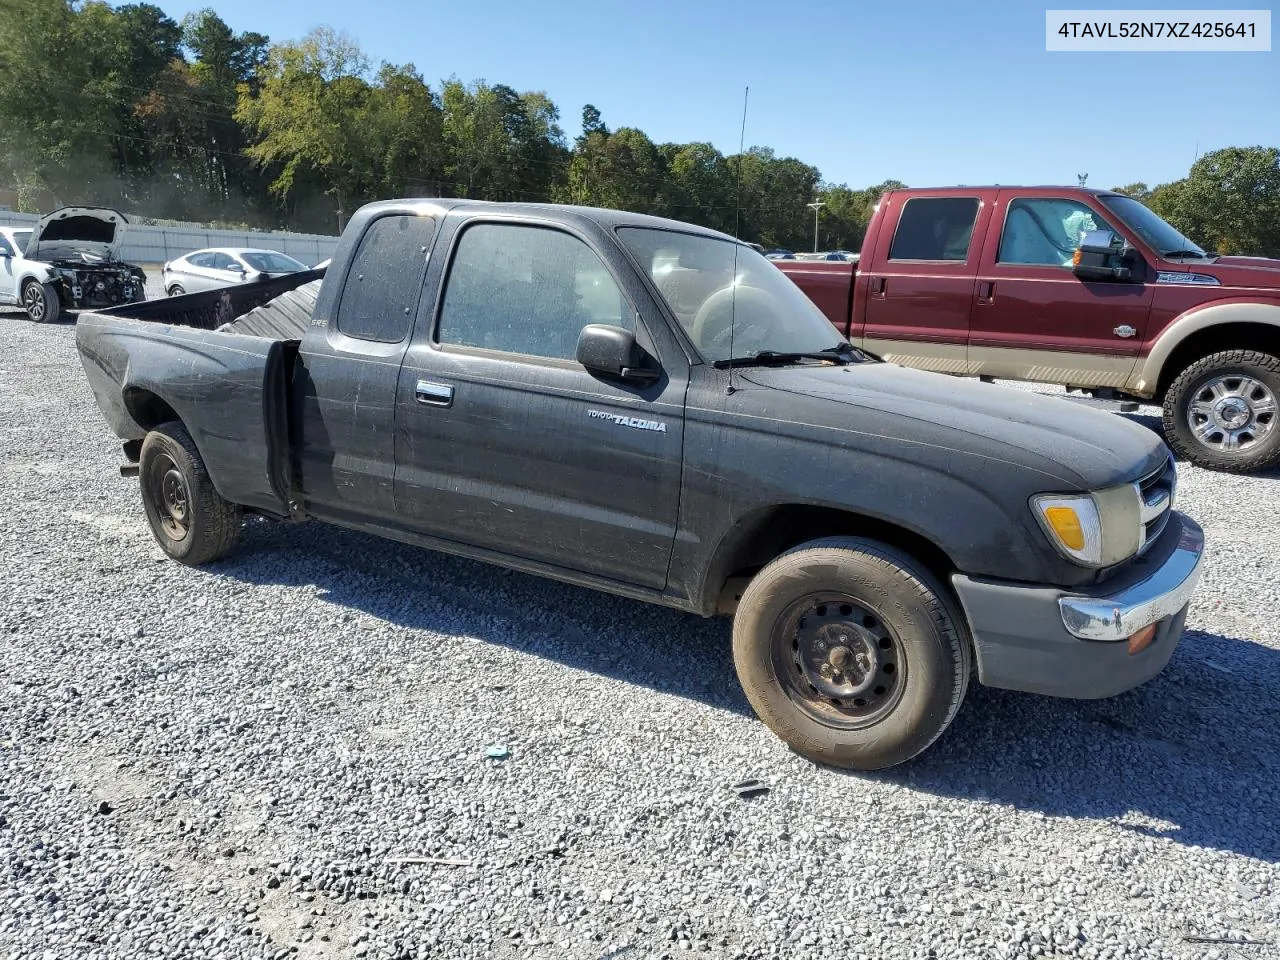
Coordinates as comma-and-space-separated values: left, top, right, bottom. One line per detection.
162, 248, 308, 296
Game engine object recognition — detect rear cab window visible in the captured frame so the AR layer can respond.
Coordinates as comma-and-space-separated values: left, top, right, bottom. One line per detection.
336, 214, 438, 343
888, 197, 981, 262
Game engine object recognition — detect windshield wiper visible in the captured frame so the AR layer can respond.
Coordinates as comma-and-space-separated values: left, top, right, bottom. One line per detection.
1162, 249, 1209, 259
714, 344, 857, 369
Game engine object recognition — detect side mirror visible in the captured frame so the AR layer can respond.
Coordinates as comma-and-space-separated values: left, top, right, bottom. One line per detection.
1072, 230, 1136, 282
229, 262, 245, 273
576, 324, 659, 383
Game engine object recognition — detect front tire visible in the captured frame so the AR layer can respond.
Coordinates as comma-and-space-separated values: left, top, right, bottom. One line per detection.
166, 284, 185, 297
21, 279, 61, 323
139, 421, 242, 565
732, 537, 970, 770
1163, 350, 1280, 473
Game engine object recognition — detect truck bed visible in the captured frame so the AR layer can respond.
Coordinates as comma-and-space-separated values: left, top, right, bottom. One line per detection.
98, 267, 325, 338
775, 259, 856, 335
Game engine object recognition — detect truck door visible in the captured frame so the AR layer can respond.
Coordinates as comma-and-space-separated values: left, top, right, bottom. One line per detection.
393, 217, 686, 589
860, 193, 991, 373
293, 212, 439, 524
968, 191, 1154, 387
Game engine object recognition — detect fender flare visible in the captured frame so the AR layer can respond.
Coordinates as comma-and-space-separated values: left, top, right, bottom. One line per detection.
1133, 298, 1280, 396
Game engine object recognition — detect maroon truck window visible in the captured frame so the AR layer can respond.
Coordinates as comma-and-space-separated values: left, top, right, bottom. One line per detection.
888, 197, 981, 262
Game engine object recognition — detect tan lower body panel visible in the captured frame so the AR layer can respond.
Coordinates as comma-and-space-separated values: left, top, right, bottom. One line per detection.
865, 338, 1144, 391
862, 338, 976, 375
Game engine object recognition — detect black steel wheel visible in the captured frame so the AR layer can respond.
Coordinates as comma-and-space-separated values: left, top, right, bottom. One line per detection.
139, 421, 242, 564
733, 537, 970, 770
773, 593, 905, 729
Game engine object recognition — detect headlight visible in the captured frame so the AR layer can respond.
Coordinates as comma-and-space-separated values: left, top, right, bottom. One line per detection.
1033, 485, 1142, 568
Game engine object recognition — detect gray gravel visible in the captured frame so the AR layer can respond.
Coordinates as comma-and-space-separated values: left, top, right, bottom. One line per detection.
1, 314, 1278, 960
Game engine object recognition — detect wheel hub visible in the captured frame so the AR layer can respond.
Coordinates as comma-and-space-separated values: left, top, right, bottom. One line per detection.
1214, 396, 1251, 430
804, 622, 878, 698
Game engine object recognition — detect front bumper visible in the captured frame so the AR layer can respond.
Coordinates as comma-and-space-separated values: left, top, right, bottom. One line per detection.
951, 513, 1205, 699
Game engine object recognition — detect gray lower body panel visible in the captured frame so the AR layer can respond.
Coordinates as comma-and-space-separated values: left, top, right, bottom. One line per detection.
952, 513, 1201, 699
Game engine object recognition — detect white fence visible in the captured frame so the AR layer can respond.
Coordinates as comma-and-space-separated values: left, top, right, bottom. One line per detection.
0, 211, 339, 266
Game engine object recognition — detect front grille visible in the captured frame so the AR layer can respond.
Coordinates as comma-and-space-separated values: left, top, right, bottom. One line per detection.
1137, 454, 1176, 555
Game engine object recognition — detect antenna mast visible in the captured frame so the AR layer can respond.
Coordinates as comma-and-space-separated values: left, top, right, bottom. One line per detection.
727, 85, 749, 395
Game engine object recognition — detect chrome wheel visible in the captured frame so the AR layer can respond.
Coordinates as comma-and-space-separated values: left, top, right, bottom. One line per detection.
22, 282, 46, 321
145, 452, 191, 542
771, 593, 905, 729
1186, 374, 1277, 452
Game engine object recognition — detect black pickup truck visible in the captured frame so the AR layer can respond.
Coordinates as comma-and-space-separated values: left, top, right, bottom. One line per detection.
76, 199, 1206, 770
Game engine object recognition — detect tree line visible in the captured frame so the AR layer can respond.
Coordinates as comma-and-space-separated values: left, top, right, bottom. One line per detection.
2, 1, 1277, 256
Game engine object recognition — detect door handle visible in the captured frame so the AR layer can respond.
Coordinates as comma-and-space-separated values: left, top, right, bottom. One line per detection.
977, 280, 995, 303
871, 277, 887, 296
415, 380, 454, 407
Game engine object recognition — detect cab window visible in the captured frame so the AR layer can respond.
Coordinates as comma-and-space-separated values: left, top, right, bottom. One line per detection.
998, 198, 1119, 267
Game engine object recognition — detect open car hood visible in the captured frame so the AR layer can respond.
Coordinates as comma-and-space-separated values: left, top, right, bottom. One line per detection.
25, 207, 128, 262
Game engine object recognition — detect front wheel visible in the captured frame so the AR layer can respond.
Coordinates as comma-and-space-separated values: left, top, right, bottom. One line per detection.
21, 279, 61, 323
1163, 350, 1280, 472
732, 537, 970, 770
166, 284, 185, 297
139, 421, 242, 564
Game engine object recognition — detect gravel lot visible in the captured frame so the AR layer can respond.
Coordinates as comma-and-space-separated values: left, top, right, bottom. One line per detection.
2, 312, 1278, 960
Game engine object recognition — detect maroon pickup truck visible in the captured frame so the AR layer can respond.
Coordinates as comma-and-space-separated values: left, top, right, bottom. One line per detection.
780, 186, 1280, 472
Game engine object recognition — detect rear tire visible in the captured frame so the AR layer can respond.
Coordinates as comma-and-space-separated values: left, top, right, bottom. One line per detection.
139, 421, 242, 565
166, 284, 185, 297
1162, 350, 1280, 473
21, 279, 61, 323
732, 537, 970, 770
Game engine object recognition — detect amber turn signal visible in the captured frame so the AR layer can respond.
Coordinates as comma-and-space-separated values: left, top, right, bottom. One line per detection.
1072, 248, 1083, 266
1127, 623, 1157, 656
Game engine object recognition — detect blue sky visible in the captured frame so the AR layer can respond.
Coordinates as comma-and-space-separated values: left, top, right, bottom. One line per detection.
158, 0, 1276, 191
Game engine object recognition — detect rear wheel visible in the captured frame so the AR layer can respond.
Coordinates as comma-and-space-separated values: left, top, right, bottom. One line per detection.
166, 284, 185, 297
21, 279, 60, 322
139, 421, 241, 564
732, 537, 970, 770
1163, 350, 1280, 472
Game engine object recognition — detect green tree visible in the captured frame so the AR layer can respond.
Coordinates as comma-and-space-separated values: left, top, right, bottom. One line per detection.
236, 28, 380, 228
1154, 147, 1280, 256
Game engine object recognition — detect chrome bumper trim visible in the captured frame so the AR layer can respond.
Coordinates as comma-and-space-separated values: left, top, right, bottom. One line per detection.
1059, 518, 1205, 641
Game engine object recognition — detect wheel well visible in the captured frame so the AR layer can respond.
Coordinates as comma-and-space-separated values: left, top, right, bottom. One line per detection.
122, 388, 180, 432
1157, 323, 1280, 399
706, 504, 958, 614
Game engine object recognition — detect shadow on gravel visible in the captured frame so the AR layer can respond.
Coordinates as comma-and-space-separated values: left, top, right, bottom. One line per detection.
217, 519, 1280, 864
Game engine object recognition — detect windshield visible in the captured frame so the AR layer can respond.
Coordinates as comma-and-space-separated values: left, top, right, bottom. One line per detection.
241, 251, 306, 273
618, 227, 846, 363
1100, 195, 1207, 258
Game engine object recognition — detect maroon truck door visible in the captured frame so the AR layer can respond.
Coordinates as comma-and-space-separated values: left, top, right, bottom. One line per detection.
968, 190, 1155, 388
861, 191, 993, 373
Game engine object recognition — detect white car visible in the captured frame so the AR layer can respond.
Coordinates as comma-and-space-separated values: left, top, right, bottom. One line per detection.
163, 248, 309, 296
0, 208, 146, 322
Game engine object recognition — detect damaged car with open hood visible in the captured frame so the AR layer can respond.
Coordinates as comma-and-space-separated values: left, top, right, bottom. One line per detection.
6, 207, 147, 322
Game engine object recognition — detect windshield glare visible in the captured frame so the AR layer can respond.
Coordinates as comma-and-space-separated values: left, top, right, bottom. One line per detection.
241, 251, 306, 273
1100, 195, 1207, 258
618, 227, 846, 363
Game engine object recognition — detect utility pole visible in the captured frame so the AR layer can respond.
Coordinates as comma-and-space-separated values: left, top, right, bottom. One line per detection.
807, 201, 825, 252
